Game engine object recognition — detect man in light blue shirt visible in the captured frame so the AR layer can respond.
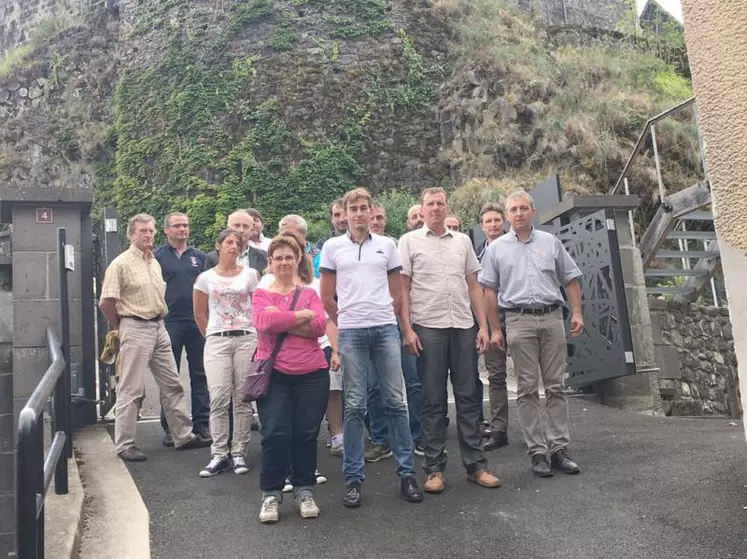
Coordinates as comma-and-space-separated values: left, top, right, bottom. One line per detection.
479, 190, 584, 478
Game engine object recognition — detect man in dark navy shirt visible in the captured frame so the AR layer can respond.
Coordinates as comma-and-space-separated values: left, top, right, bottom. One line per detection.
154, 212, 211, 446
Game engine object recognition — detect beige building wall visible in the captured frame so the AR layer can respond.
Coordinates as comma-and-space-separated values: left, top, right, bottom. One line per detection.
681, 1, 747, 430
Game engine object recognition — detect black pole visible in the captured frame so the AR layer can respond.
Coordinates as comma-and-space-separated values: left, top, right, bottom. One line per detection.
57, 228, 72, 462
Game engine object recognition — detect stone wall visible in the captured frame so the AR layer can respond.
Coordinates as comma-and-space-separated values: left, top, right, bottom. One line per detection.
514, 0, 632, 30
649, 298, 740, 416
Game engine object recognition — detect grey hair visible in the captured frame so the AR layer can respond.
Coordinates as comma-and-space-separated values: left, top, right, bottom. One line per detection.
504, 190, 535, 209
278, 214, 308, 233
128, 213, 156, 235
163, 212, 187, 229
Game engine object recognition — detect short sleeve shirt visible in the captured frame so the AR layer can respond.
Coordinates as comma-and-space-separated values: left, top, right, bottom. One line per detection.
100, 245, 169, 319
399, 227, 481, 329
478, 228, 582, 308
193, 267, 260, 336
319, 232, 401, 329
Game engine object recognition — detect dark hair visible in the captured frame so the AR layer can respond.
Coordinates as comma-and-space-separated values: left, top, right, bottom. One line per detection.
216, 228, 246, 253
479, 202, 506, 222
247, 208, 263, 222
268, 233, 313, 285
330, 198, 344, 215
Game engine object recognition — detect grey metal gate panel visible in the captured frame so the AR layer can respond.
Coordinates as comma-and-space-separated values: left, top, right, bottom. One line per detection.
551, 209, 636, 387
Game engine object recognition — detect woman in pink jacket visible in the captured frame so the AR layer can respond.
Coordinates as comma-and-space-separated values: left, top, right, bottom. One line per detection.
252, 235, 329, 524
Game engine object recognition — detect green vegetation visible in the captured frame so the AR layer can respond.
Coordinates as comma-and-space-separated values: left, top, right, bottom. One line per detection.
0, 44, 33, 79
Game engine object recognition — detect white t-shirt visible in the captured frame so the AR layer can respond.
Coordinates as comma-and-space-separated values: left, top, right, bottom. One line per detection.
258, 274, 331, 349
194, 267, 260, 336
318, 232, 401, 329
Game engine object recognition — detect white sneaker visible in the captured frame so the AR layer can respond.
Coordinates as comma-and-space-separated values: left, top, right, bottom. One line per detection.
259, 496, 280, 524
232, 455, 249, 475
282, 478, 293, 493
298, 496, 320, 519
315, 469, 328, 484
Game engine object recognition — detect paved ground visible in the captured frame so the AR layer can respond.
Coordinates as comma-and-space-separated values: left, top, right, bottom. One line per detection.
122, 392, 747, 559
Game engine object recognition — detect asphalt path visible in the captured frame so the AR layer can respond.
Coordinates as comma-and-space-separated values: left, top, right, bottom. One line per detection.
122, 396, 747, 559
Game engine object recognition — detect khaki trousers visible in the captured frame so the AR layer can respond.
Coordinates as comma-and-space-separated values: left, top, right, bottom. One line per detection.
203, 333, 257, 459
115, 318, 193, 454
505, 309, 570, 456
485, 345, 508, 434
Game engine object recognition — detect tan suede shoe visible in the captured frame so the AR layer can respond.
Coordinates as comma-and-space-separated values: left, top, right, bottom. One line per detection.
424, 472, 445, 493
467, 470, 501, 488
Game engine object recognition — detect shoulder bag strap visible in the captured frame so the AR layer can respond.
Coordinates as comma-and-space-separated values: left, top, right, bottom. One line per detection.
267, 287, 302, 362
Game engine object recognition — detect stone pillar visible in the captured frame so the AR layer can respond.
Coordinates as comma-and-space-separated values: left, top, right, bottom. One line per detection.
681, 0, 747, 429
596, 210, 662, 413
0, 187, 92, 559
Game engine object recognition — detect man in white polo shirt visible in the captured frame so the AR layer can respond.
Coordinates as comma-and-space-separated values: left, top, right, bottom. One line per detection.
320, 187, 424, 508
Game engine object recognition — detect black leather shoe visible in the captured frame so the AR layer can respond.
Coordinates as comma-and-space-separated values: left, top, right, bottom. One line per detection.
483, 432, 509, 451
400, 476, 424, 503
162, 433, 174, 447
343, 482, 362, 508
531, 454, 553, 477
551, 449, 580, 474
194, 424, 212, 443
118, 447, 147, 462
177, 434, 212, 450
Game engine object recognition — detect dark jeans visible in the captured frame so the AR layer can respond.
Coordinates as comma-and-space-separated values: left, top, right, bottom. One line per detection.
415, 324, 487, 475
160, 320, 209, 432
368, 344, 422, 445
257, 368, 330, 499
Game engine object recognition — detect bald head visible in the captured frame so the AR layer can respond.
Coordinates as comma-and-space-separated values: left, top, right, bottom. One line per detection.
226, 210, 254, 243
406, 204, 423, 231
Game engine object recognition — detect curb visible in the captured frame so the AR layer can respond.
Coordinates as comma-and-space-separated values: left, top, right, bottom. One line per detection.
75, 425, 151, 559
44, 456, 84, 559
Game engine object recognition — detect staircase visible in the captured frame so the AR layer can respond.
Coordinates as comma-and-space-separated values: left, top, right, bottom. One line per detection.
609, 98, 723, 305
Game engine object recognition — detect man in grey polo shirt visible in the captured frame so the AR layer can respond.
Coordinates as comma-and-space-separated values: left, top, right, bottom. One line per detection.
479, 190, 583, 477
399, 187, 500, 494
320, 187, 424, 508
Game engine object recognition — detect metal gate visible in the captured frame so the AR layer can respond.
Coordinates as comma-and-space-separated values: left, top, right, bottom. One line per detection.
93, 207, 122, 418
551, 209, 636, 387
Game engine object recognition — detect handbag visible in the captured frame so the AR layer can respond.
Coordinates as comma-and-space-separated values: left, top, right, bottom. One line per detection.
242, 287, 302, 402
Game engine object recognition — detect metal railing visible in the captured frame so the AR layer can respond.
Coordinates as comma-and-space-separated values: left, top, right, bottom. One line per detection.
16, 228, 72, 559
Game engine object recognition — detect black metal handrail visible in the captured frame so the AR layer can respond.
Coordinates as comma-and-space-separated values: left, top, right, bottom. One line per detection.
16, 228, 72, 559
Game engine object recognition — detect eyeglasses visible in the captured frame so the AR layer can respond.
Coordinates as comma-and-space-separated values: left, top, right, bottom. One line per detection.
270, 256, 296, 263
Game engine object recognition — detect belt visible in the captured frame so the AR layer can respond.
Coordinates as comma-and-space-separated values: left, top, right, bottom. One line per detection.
120, 315, 162, 322
503, 304, 560, 315
209, 330, 252, 337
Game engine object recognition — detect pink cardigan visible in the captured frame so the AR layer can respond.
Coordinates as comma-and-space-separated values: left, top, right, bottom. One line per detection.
252, 287, 329, 375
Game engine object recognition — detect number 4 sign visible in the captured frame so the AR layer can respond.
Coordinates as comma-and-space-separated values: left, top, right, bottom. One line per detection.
36, 208, 54, 224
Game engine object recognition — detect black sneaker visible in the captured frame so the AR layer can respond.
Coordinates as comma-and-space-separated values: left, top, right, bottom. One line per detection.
414, 440, 425, 457
483, 432, 509, 451
343, 482, 362, 508
177, 433, 212, 450
194, 424, 212, 442
162, 433, 174, 448
199, 457, 231, 478
400, 476, 424, 503
364, 444, 392, 463
551, 449, 580, 474
531, 454, 553, 477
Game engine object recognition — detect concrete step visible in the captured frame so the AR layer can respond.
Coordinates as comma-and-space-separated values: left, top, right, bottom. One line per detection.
644, 268, 710, 277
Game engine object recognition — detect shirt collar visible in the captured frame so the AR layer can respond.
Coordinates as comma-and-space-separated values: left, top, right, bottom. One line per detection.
510, 226, 536, 243
423, 225, 453, 238
167, 243, 192, 253
129, 244, 153, 261
346, 231, 372, 243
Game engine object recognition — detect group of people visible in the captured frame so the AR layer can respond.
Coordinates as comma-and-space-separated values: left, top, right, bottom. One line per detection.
98, 184, 584, 525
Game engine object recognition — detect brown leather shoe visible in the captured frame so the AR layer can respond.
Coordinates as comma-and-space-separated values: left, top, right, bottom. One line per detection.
467, 470, 501, 488
423, 472, 445, 494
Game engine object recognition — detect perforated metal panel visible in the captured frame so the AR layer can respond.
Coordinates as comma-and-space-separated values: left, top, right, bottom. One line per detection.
551, 209, 636, 387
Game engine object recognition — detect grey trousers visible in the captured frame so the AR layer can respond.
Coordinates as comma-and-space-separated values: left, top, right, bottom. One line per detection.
414, 324, 488, 474
485, 345, 508, 434
505, 309, 570, 456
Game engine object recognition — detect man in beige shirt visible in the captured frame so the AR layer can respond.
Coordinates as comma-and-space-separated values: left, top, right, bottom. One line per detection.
99, 213, 211, 461
399, 187, 500, 494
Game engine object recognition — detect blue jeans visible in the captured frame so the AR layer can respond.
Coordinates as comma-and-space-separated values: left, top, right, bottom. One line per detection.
257, 368, 330, 501
368, 347, 422, 444
160, 320, 209, 432
339, 324, 415, 485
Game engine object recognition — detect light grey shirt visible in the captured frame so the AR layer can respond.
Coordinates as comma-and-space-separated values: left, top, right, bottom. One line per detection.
478, 228, 581, 309
399, 227, 481, 329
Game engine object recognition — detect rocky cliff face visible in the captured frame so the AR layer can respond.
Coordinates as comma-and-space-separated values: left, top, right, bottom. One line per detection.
0, 0, 694, 245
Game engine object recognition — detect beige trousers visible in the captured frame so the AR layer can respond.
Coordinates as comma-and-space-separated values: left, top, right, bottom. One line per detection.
505, 309, 570, 456
203, 333, 257, 459
115, 318, 193, 454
